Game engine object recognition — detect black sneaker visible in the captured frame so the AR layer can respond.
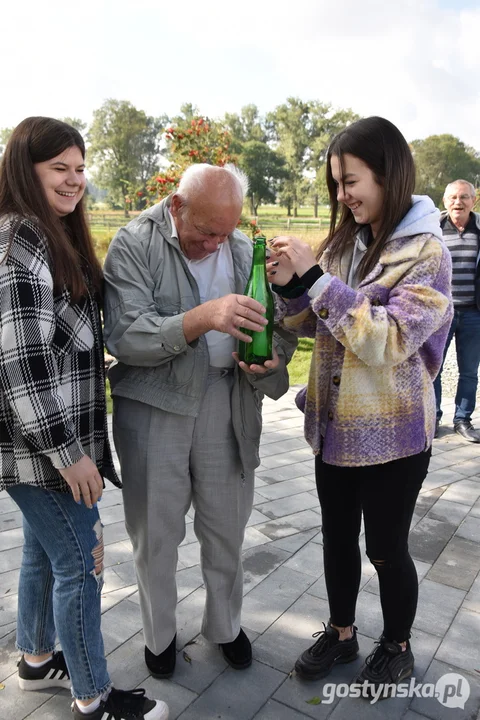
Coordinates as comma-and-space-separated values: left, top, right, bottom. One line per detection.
18, 650, 71, 691
72, 688, 169, 720
355, 636, 414, 698
295, 622, 359, 680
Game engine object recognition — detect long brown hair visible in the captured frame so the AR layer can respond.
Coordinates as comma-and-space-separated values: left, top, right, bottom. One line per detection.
320, 116, 416, 280
0, 117, 102, 301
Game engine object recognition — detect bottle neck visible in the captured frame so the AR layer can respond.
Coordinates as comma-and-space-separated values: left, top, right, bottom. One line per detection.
252, 238, 267, 268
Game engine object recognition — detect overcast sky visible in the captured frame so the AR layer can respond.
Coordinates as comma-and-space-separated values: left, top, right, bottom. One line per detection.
2, 0, 480, 149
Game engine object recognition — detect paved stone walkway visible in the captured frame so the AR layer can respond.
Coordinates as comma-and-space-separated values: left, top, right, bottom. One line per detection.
1, 387, 480, 720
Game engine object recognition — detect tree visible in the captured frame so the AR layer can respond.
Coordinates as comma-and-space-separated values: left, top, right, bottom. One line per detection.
267, 98, 313, 217
411, 134, 480, 207
0, 126, 14, 159
224, 104, 267, 151
238, 140, 286, 215
61, 117, 87, 134
88, 99, 165, 214
146, 115, 236, 203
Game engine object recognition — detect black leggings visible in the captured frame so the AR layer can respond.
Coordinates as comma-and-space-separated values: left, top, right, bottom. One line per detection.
315, 448, 431, 643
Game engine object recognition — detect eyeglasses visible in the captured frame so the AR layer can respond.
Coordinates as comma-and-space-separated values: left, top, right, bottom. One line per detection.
445, 194, 473, 202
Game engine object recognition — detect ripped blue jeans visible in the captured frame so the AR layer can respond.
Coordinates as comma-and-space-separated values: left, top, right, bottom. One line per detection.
7, 483, 111, 700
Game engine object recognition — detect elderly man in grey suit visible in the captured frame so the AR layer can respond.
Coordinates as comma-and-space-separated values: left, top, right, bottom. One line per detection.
103, 164, 295, 677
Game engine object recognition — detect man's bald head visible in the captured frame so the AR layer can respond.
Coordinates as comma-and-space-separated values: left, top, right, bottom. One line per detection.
170, 164, 249, 260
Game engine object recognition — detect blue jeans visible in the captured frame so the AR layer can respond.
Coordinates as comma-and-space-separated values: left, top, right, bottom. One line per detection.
434, 306, 480, 422
6, 484, 111, 700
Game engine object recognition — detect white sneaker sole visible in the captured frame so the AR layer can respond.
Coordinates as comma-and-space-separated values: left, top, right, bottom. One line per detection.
18, 676, 72, 691
145, 700, 169, 720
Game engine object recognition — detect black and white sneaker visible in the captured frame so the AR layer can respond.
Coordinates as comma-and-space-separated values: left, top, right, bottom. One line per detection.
18, 650, 71, 691
72, 688, 169, 720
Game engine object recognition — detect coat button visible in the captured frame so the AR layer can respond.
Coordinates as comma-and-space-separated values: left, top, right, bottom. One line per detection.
328, 410, 334, 420
173, 345, 180, 351
332, 376, 340, 386
319, 308, 329, 319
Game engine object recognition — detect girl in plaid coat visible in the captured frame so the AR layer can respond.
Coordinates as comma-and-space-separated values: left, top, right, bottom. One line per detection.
0, 117, 168, 720
268, 117, 453, 698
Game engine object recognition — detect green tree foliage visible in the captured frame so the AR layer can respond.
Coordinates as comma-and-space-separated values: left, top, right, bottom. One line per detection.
267, 98, 312, 217
88, 99, 165, 214
238, 140, 286, 215
0, 127, 14, 159
61, 117, 87, 134
224, 104, 267, 150
411, 134, 480, 207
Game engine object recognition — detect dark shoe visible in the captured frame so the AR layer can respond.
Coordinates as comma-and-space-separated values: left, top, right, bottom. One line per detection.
220, 628, 252, 669
355, 636, 414, 698
434, 418, 440, 438
72, 688, 169, 720
18, 650, 71, 691
454, 420, 480, 443
295, 622, 359, 680
145, 635, 176, 678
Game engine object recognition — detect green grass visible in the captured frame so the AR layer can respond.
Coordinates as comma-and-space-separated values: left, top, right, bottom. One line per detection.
288, 338, 314, 385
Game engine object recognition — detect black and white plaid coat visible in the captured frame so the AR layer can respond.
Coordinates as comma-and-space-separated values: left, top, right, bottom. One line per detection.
0, 215, 120, 493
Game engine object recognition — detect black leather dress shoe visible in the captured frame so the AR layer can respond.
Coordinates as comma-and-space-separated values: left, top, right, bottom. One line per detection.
145, 634, 176, 678
454, 420, 480, 443
220, 628, 252, 669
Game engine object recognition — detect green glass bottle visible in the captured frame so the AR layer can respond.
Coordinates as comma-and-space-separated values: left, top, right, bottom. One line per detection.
238, 235, 274, 365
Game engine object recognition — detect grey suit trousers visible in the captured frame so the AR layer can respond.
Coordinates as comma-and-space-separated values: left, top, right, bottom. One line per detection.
112, 368, 255, 654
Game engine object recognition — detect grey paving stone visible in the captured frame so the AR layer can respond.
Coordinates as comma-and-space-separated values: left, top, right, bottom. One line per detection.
260, 438, 309, 458
98, 503, 126, 525
256, 492, 319, 521
255, 477, 316, 502
166, 634, 228, 695
0, 620, 16, 640
427, 537, 480, 591
253, 698, 312, 720
426, 499, 471, 526
410, 659, 480, 720
0, 510, 22, 532
413, 579, 465, 636
177, 660, 285, 720
103, 521, 130, 546
252, 593, 331, 674
242, 545, 291, 594
272, 632, 372, 719
256, 461, 315, 483
247, 509, 272, 527
436, 608, 480, 673
242, 527, 272, 551
103, 540, 134, 569
269, 529, 319, 554
409, 517, 456, 564
0, 545, 23, 573
101, 584, 137, 613
255, 510, 321, 541
0, 593, 19, 627
463, 572, 480, 614
471, 497, 480, 519
260, 449, 314, 470
0, 625, 19, 683
0, 568, 19, 598
415, 488, 446, 518
138, 675, 198, 720
0, 496, 18, 515
101, 596, 145, 655
423, 469, 466, 492
10, 690, 72, 720
451, 458, 480, 478
282, 541, 324, 580
455, 515, 480, 543
442, 479, 480, 507
242, 566, 316, 633
178, 541, 201, 569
